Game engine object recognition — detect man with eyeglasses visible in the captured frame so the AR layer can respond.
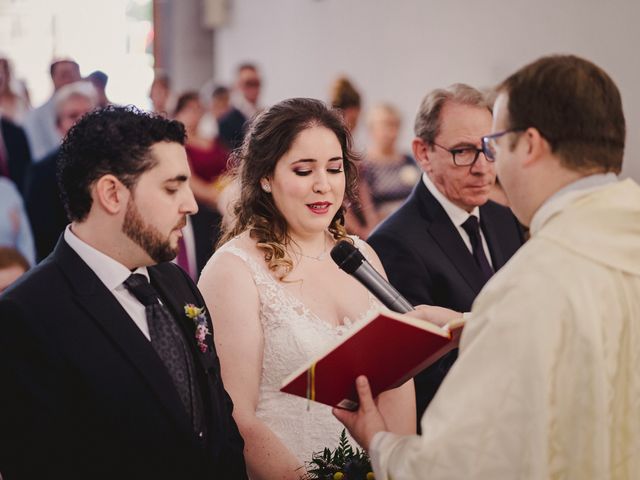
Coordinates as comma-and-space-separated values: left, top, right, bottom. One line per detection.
336, 55, 640, 479
368, 83, 525, 426
218, 63, 263, 151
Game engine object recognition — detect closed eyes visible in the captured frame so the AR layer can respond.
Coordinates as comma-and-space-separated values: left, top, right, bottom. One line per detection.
293, 167, 343, 176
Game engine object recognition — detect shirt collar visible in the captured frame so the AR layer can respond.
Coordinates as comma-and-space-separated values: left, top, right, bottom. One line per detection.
422, 172, 480, 226
529, 172, 618, 235
64, 225, 149, 291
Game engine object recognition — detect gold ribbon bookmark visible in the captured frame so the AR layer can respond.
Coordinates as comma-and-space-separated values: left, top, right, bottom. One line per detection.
306, 362, 317, 411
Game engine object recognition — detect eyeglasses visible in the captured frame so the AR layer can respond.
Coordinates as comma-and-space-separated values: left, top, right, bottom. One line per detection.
481, 128, 527, 161
432, 142, 489, 167
242, 79, 261, 88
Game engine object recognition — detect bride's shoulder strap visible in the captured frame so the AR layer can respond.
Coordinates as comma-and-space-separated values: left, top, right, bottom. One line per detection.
214, 241, 274, 286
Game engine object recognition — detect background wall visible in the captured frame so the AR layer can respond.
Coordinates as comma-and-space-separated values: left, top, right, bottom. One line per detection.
0, 0, 155, 108
155, 0, 213, 94
212, 0, 640, 181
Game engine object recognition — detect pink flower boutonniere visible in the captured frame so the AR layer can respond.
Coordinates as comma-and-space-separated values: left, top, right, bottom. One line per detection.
184, 304, 211, 353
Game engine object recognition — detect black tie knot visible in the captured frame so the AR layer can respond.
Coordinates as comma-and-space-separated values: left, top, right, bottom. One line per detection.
461, 215, 481, 241
123, 273, 160, 307
460, 215, 494, 281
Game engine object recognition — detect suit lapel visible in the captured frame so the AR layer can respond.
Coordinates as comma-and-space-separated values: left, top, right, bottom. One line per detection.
53, 239, 193, 436
149, 266, 217, 371
149, 264, 224, 445
416, 182, 486, 294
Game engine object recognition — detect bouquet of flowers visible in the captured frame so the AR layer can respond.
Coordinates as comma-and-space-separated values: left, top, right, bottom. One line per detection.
303, 429, 375, 480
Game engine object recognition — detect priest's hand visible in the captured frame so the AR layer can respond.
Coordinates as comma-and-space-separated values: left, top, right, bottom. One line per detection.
333, 376, 387, 451
408, 304, 462, 328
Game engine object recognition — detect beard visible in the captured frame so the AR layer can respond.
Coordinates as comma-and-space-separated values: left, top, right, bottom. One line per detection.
122, 198, 184, 264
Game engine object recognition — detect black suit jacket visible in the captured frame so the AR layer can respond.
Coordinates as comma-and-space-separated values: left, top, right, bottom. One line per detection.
190, 204, 222, 279
24, 148, 67, 262
1, 117, 32, 194
0, 238, 247, 479
368, 180, 525, 421
218, 107, 248, 151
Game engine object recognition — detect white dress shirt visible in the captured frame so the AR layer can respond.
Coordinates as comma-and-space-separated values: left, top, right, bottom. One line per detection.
64, 226, 151, 340
421, 173, 493, 267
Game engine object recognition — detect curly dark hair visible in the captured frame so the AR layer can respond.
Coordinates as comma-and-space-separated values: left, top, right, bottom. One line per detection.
220, 97, 359, 276
57, 105, 186, 222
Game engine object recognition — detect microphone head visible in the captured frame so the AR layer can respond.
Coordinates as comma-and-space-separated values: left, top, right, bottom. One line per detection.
330, 240, 365, 274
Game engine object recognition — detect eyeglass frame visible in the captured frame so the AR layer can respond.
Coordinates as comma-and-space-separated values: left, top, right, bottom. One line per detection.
430, 141, 491, 167
481, 128, 528, 161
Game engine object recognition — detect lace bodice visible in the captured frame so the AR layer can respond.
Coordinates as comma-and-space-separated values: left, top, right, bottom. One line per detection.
214, 239, 379, 466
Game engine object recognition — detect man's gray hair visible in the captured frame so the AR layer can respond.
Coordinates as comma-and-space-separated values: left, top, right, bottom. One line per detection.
414, 83, 490, 144
54, 80, 98, 115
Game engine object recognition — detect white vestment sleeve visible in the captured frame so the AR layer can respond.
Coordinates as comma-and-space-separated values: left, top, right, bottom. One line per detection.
367, 249, 572, 479
371, 430, 433, 480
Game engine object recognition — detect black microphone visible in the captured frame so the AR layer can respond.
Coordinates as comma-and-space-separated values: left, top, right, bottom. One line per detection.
330, 241, 414, 314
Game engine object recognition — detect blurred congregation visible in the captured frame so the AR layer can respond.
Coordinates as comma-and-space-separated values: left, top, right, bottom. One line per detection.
0, 54, 432, 289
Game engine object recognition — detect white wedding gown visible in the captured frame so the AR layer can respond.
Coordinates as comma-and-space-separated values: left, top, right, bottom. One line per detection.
214, 239, 379, 466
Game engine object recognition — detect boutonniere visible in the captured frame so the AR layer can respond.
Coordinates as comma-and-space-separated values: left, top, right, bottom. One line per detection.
184, 304, 211, 353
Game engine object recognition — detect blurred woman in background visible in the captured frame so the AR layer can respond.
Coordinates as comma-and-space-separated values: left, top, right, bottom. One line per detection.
363, 103, 420, 219
0, 57, 30, 124
173, 91, 231, 277
173, 91, 230, 210
329, 76, 379, 237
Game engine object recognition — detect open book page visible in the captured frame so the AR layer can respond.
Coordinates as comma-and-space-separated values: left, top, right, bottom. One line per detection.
280, 308, 466, 409
280, 308, 454, 387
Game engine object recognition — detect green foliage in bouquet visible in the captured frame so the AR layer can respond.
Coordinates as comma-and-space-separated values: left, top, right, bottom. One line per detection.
302, 429, 375, 480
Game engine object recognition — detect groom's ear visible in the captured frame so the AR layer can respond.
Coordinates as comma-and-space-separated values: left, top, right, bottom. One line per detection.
93, 174, 129, 215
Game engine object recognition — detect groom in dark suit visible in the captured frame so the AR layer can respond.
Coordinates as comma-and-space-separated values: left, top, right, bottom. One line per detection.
368, 84, 525, 425
0, 106, 247, 479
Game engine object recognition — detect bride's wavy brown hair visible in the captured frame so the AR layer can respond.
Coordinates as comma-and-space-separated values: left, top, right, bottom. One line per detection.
219, 98, 360, 277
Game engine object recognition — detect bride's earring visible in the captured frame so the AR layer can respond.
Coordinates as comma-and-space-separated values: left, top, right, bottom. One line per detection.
261, 182, 271, 193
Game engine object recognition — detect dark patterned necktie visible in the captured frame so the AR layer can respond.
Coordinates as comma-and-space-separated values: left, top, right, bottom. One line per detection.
123, 273, 204, 433
461, 215, 494, 282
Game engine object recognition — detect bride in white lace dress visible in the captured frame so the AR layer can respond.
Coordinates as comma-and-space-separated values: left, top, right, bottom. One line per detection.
198, 98, 415, 479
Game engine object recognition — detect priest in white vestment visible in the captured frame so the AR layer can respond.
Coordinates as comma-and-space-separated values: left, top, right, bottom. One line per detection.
334, 54, 640, 480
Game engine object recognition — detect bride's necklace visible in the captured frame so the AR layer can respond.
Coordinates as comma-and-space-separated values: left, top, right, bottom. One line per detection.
296, 234, 329, 261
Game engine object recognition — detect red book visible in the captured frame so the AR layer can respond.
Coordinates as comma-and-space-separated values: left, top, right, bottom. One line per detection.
280, 309, 465, 410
